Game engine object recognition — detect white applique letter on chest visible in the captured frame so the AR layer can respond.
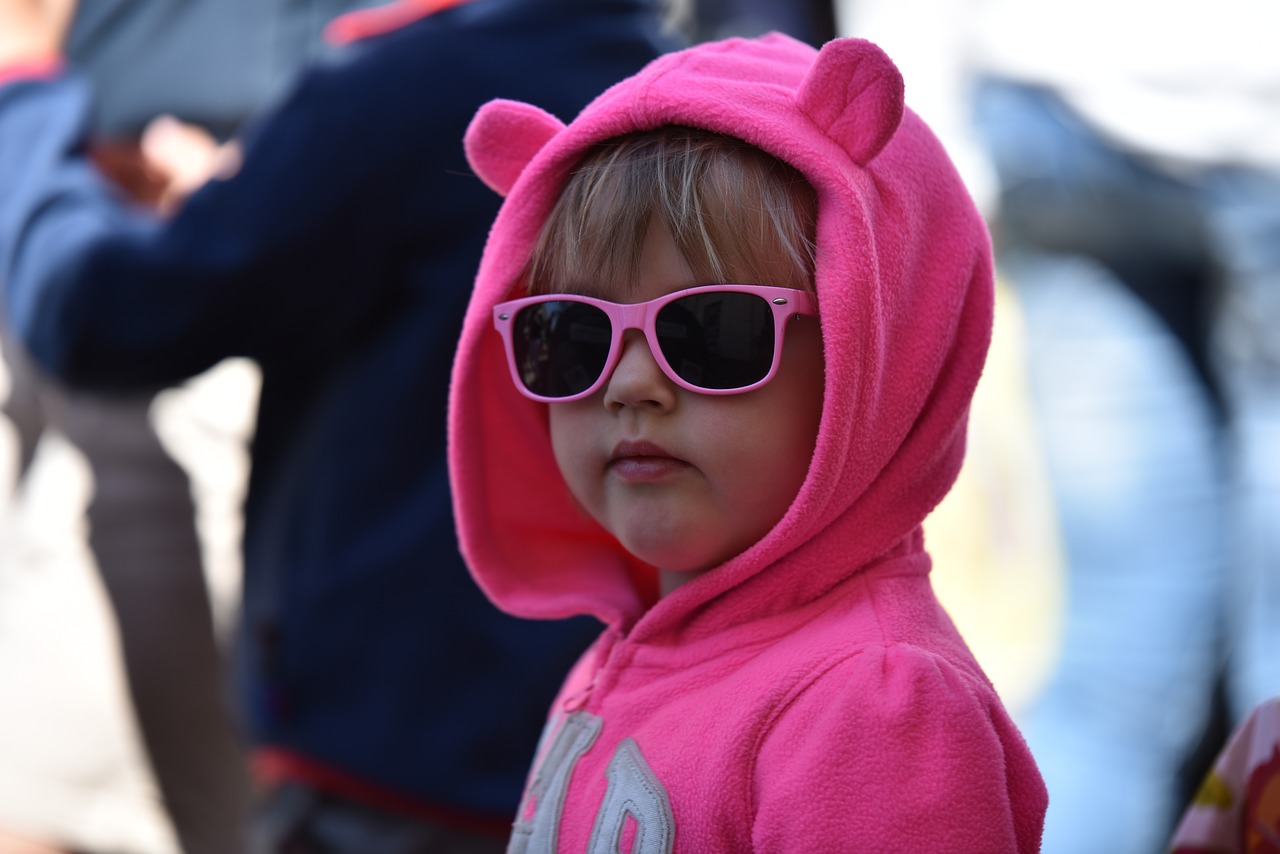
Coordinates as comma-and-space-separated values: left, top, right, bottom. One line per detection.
510, 712, 674, 854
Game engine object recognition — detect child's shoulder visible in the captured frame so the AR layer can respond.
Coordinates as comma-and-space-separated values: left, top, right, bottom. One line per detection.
747, 640, 1043, 851
776, 634, 991, 720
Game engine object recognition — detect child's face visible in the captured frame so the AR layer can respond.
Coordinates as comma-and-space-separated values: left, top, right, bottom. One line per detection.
548, 220, 824, 592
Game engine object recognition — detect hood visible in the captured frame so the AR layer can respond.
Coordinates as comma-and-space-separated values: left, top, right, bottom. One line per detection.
448, 34, 993, 635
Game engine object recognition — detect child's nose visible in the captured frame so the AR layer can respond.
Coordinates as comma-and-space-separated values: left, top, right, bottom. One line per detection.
603, 329, 677, 411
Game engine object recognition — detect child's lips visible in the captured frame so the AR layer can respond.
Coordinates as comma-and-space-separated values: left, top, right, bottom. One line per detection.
608, 440, 690, 482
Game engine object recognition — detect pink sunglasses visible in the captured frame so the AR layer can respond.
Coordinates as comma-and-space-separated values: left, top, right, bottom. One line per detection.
493, 284, 817, 402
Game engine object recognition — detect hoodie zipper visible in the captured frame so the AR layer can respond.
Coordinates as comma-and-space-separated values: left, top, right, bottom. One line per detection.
561, 629, 623, 712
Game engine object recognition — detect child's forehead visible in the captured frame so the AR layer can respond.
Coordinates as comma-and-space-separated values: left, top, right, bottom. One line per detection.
524, 130, 818, 300
550, 268, 699, 304
542, 231, 776, 302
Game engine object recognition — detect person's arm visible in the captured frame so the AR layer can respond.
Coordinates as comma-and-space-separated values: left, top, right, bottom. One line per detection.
0, 15, 412, 389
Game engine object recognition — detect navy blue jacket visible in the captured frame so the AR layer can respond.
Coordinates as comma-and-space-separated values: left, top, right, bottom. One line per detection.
0, 0, 675, 824
65, 0, 383, 139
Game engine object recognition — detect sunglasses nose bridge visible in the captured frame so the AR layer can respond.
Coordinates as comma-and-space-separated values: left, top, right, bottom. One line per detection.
611, 300, 651, 336
602, 300, 658, 366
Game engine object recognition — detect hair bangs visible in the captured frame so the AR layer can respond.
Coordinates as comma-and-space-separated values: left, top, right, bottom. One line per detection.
524, 127, 817, 297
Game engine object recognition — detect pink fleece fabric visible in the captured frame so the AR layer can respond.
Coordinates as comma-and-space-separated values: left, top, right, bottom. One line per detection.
449, 33, 1046, 852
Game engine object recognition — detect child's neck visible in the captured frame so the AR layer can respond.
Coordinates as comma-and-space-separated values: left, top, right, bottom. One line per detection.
658, 568, 705, 597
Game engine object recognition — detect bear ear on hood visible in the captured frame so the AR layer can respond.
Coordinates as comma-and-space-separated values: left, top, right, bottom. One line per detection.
465, 99, 566, 196
796, 38, 904, 166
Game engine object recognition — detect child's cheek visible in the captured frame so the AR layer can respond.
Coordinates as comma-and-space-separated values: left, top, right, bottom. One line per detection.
548, 401, 606, 519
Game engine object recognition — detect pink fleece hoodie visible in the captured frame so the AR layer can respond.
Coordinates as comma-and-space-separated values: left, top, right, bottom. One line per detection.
449, 33, 1047, 853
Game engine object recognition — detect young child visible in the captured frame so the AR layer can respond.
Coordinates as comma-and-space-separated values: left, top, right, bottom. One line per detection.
449, 33, 1048, 852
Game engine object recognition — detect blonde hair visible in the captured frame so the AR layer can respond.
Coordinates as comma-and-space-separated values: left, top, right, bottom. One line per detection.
524, 127, 818, 297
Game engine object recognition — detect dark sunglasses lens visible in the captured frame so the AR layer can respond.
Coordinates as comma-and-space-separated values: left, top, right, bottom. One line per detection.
512, 301, 612, 397
655, 292, 774, 390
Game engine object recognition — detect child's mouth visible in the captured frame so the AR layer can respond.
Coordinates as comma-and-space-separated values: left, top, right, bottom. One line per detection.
608, 440, 690, 482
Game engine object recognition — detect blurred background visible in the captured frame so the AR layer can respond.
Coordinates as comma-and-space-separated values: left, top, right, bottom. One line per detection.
2, 0, 1277, 852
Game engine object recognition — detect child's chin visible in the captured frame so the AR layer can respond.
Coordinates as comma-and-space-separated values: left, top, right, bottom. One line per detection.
623, 538, 715, 574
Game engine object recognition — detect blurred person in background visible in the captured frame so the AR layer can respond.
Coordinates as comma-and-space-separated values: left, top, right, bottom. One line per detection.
684, 0, 834, 45
0, 0, 679, 851
1168, 693, 1280, 852
837, 1, 1280, 851
0, 1, 377, 852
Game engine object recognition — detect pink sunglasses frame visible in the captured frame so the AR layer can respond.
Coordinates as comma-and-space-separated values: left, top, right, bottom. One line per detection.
493, 284, 818, 403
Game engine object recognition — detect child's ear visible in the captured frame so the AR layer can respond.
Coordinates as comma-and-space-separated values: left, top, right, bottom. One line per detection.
465, 99, 567, 196
795, 38, 904, 167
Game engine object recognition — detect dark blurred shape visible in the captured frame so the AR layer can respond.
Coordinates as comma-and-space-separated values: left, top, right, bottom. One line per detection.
687, 0, 835, 45
2, 3, 377, 852
66, 0, 381, 140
